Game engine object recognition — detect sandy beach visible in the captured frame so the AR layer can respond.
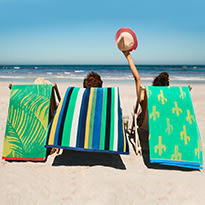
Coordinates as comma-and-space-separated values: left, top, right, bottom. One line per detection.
0, 81, 205, 205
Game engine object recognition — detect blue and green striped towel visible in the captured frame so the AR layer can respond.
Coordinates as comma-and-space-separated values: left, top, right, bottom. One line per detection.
45, 87, 129, 154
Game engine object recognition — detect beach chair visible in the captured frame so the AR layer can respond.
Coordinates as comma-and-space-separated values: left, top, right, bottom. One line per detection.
45, 87, 129, 155
2, 83, 61, 161
131, 86, 203, 169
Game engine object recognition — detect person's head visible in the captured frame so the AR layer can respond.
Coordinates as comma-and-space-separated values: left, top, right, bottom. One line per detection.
152, 72, 169, 86
83, 72, 103, 88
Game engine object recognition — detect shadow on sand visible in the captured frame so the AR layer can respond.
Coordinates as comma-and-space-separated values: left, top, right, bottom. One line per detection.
52, 149, 126, 170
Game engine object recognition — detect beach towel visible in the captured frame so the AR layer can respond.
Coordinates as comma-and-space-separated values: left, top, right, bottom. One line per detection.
46, 87, 129, 154
146, 86, 203, 169
2, 84, 54, 161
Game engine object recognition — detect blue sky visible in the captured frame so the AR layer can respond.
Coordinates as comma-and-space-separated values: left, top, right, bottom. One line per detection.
0, 0, 204, 64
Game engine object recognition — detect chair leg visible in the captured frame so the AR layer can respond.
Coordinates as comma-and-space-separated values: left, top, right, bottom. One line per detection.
134, 113, 142, 155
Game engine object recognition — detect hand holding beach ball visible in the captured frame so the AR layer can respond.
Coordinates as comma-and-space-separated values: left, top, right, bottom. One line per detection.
115, 27, 138, 52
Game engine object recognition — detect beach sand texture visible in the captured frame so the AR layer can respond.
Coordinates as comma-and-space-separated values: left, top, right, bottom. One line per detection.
0, 81, 205, 204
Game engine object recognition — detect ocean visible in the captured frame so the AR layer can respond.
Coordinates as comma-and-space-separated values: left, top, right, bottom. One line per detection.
0, 65, 205, 85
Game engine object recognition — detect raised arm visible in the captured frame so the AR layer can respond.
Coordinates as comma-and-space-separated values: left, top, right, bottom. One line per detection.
122, 51, 141, 96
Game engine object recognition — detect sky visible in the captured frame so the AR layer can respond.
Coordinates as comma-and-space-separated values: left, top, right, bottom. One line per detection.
0, 0, 205, 65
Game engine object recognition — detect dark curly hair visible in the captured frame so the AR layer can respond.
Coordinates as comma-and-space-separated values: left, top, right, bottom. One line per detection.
83, 72, 103, 88
152, 72, 169, 86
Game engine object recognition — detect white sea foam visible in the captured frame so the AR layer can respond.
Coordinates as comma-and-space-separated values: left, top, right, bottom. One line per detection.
0, 76, 32, 79
171, 76, 205, 81
74, 70, 84, 73
14, 67, 20, 70
64, 72, 71, 75
137, 76, 154, 81
54, 76, 84, 80
46, 72, 52, 75
103, 76, 133, 80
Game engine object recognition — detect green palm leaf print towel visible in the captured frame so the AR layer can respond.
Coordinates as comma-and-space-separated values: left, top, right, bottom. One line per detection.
146, 86, 203, 169
2, 84, 53, 161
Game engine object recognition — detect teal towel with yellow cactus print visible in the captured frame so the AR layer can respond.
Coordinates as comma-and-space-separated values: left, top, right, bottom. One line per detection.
146, 86, 203, 169
2, 84, 53, 161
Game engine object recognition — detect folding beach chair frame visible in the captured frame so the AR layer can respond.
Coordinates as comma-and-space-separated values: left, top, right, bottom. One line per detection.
53, 83, 61, 102
130, 85, 145, 156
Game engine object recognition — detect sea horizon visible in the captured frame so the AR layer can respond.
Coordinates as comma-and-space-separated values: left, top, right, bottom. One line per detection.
0, 64, 205, 84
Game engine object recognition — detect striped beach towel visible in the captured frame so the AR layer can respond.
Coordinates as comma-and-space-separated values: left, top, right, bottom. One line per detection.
146, 86, 203, 169
2, 84, 53, 161
46, 87, 129, 154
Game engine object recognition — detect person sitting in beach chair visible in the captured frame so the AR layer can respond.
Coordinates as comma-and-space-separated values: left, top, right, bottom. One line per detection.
116, 27, 202, 169
45, 73, 129, 155
122, 52, 203, 170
